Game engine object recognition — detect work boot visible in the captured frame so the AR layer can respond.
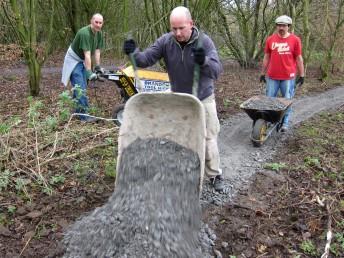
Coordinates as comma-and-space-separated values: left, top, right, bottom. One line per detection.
280, 125, 288, 133
211, 175, 225, 192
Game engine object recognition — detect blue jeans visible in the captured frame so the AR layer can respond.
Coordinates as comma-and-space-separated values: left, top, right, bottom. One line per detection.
70, 62, 89, 120
266, 77, 295, 127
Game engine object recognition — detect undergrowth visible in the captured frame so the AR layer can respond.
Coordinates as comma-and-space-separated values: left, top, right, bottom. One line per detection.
0, 90, 118, 218
264, 105, 344, 257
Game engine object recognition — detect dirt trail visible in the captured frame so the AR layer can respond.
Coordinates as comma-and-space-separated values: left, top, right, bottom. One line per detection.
0, 65, 116, 77
218, 86, 344, 200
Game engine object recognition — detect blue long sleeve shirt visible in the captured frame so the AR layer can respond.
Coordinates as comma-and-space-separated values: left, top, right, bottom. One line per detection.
133, 28, 223, 100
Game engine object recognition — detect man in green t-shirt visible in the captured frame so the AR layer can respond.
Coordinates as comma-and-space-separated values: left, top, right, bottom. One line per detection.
61, 13, 105, 122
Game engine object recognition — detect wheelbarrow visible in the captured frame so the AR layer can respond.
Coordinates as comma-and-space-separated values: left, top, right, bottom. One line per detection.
116, 92, 206, 191
240, 95, 292, 147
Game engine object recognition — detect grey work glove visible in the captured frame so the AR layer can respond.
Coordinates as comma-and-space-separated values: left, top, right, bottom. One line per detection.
86, 70, 98, 81
94, 65, 105, 74
259, 75, 266, 83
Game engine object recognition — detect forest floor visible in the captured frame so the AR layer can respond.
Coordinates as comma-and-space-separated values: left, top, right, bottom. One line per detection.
0, 49, 344, 257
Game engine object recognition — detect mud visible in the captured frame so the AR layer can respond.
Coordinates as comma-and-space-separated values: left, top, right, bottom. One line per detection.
62, 138, 204, 258
1, 57, 343, 257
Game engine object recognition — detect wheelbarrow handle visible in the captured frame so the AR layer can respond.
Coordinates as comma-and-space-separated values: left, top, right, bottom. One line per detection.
192, 32, 204, 97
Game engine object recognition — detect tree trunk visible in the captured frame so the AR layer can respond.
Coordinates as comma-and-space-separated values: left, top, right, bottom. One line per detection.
70, 0, 81, 35
321, 0, 344, 81
2, 0, 55, 96
28, 59, 41, 96
301, 0, 310, 73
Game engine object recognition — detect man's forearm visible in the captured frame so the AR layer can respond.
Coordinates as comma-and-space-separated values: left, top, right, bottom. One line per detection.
84, 51, 92, 70
261, 54, 270, 75
95, 49, 101, 66
296, 55, 305, 77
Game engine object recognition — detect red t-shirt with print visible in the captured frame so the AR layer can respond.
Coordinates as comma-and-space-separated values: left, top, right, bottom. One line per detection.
264, 33, 302, 80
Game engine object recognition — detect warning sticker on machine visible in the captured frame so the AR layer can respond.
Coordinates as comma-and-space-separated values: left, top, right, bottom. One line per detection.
135, 79, 171, 92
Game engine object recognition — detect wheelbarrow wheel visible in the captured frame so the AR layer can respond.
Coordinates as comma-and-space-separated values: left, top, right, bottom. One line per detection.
252, 119, 267, 147
112, 104, 125, 126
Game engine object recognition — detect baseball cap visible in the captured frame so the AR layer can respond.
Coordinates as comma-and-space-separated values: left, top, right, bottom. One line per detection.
275, 15, 292, 25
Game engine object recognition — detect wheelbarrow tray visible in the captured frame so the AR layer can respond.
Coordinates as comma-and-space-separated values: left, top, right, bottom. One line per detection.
116, 92, 206, 191
240, 95, 292, 124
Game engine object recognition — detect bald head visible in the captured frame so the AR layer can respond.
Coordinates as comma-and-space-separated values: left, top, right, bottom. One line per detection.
170, 6, 193, 43
90, 13, 103, 33
170, 6, 192, 21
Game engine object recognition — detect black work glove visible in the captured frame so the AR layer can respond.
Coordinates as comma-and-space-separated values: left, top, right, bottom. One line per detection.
296, 76, 304, 86
193, 47, 206, 65
94, 65, 105, 74
259, 74, 266, 83
123, 39, 136, 55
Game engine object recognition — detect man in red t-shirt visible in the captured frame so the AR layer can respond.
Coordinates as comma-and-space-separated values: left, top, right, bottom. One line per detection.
260, 15, 305, 132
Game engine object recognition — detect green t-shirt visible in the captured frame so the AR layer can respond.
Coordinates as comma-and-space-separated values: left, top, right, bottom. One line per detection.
71, 25, 104, 60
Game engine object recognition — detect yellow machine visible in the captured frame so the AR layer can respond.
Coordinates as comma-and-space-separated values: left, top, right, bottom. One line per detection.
99, 66, 170, 126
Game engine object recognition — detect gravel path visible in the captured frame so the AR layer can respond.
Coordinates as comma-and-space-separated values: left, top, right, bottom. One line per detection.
201, 86, 344, 206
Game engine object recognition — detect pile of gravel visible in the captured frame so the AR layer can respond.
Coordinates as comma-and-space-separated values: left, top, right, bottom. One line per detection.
63, 138, 206, 258
200, 178, 233, 206
241, 95, 288, 111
